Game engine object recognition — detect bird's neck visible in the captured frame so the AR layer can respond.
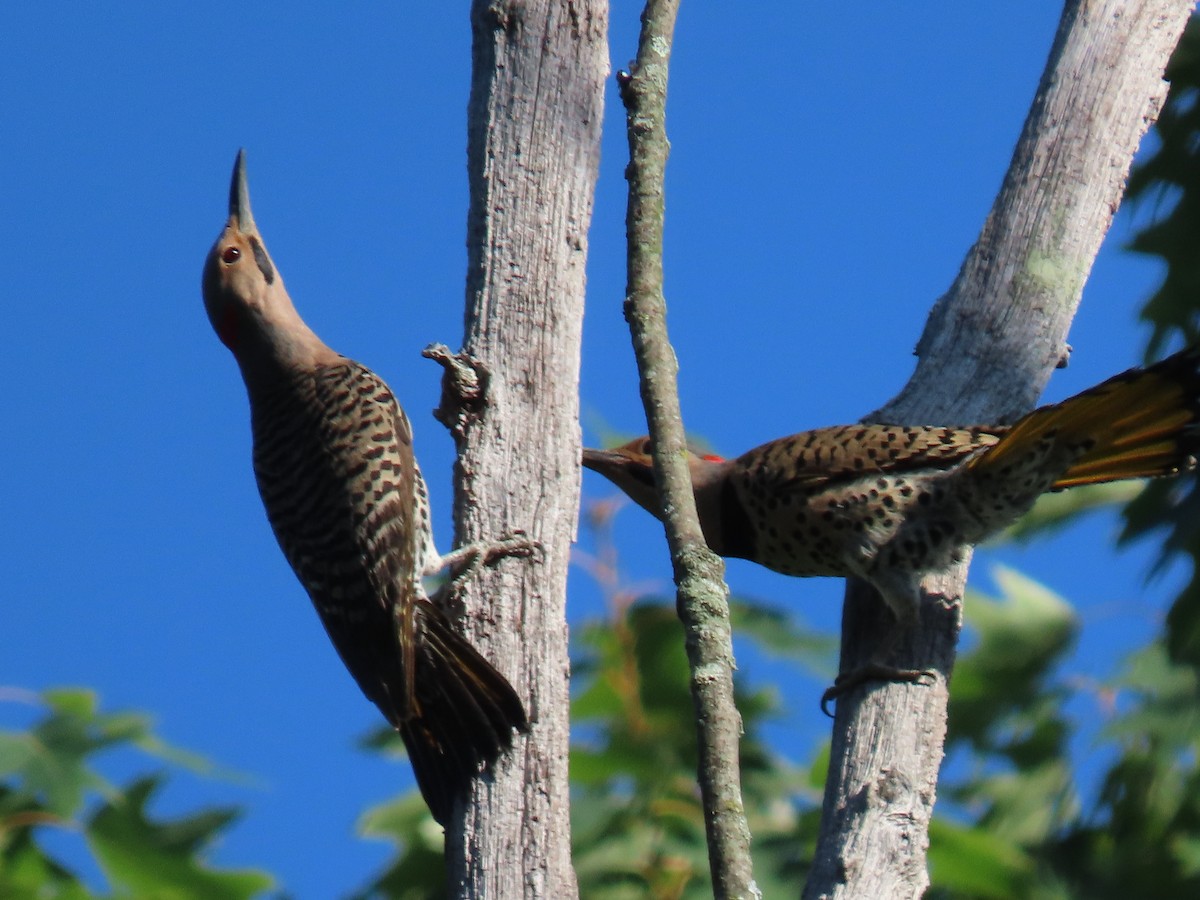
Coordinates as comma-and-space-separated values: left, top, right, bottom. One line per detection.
691, 462, 732, 555
232, 293, 339, 391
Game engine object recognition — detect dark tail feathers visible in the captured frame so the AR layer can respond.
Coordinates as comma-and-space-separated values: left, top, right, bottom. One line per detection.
397, 602, 528, 825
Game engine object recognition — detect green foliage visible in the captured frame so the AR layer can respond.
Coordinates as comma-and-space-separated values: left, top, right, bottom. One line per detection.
0, 687, 272, 900
1040, 644, 1200, 898
569, 599, 824, 898
564, 499, 837, 898
931, 570, 1078, 898
1124, 15, 1200, 667
87, 775, 269, 900
995, 482, 1144, 545
947, 567, 1077, 760
926, 818, 1039, 900
351, 788, 446, 900
1125, 15, 1200, 360
359, 487, 1197, 898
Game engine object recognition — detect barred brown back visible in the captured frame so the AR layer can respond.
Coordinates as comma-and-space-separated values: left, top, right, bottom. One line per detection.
249, 360, 526, 823
251, 361, 418, 716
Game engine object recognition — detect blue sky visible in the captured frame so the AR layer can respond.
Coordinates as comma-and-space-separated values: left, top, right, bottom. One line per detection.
2, 3, 1184, 895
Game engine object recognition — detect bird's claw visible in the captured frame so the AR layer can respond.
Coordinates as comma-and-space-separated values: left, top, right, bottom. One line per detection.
483, 530, 542, 566
819, 664, 939, 717
434, 531, 542, 586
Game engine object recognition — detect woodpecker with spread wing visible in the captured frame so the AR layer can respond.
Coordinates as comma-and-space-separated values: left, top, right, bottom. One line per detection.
584, 349, 1200, 697
202, 150, 529, 824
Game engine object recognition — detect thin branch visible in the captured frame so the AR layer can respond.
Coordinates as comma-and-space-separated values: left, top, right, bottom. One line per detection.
619, 2, 760, 897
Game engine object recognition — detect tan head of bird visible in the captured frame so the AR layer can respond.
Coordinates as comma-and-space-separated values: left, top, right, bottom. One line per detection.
201, 150, 326, 377
581, 437, 738, 555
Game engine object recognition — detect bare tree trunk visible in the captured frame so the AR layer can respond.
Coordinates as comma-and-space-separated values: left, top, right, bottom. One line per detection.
431, 2, 608, 897
805, 2, 1195, 898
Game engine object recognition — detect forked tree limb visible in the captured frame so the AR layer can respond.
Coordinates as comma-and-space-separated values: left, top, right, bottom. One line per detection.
806, 3, 1196, 898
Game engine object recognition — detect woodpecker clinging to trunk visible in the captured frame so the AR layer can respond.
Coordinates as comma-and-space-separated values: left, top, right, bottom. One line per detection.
202, 150, 530, 824
584, 348, 1200, 696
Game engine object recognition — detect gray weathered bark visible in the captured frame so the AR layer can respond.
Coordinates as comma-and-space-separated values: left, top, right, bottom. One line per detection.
805, 2, 1196, 898
430, 2, 608, 897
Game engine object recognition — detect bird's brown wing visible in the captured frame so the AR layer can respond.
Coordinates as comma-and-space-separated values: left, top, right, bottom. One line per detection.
743, 424, 1008, 495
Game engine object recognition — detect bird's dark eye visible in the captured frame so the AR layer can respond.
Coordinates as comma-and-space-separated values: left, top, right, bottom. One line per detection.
221, 246, 241, 264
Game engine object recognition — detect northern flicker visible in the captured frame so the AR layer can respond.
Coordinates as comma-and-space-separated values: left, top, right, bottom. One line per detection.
583, 348, 1200, 693
202, 150, 530, 824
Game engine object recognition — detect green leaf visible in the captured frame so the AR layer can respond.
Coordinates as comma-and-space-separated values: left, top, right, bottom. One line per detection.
0, 825, 95, 900
728, 597, 837, 677
350, 791, 446, 900
87, 775, 273, 899
1172, 835, 1200, 878
928, 816, 1035, 898
41, 689, 99, 721
995, 481, 1144, 545
950, 566, 1077, 754
0, 688, 271, 898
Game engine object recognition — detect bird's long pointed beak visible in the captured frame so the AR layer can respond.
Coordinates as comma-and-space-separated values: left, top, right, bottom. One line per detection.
581, 447, 627, 473
228, 148, 256, 234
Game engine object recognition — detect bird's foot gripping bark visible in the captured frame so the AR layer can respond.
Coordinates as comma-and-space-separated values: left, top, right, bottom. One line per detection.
819, 573, 942, 716
819, 664, 939, 717
428, 531, 542, 599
